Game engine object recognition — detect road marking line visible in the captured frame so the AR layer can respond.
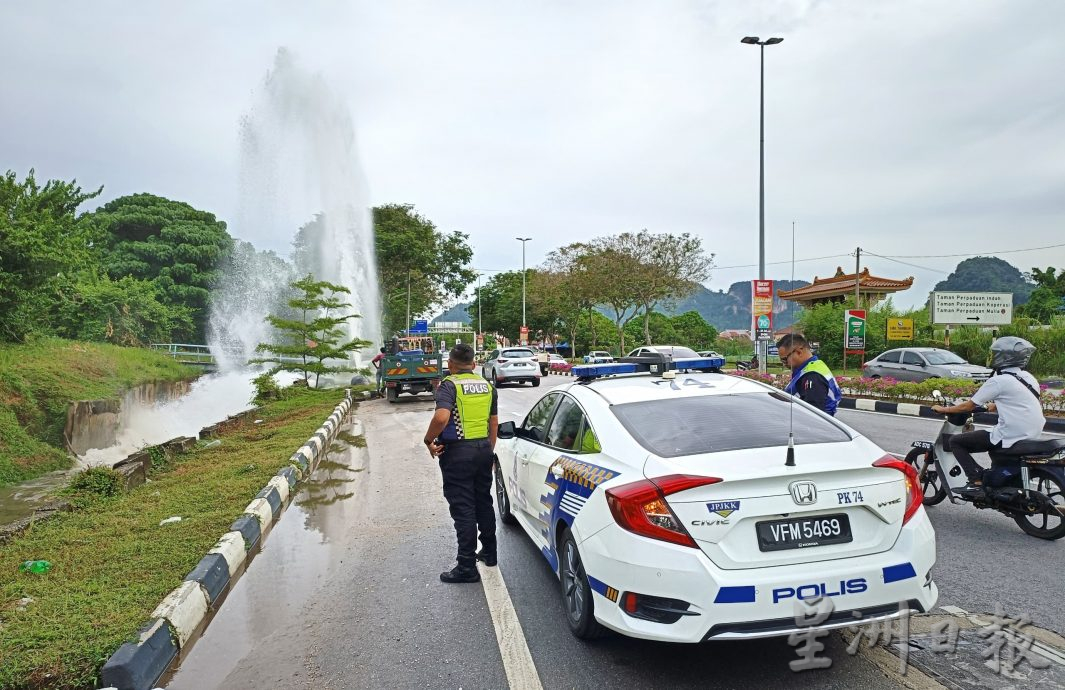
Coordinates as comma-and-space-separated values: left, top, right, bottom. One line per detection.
478, 563, 544, 690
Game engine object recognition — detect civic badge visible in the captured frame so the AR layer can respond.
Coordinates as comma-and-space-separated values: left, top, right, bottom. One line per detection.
789, 481, 817, 506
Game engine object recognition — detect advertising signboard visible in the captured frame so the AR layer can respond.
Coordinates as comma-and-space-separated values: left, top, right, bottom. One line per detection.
930, 292, 1013, 326
519, 325, 529, 346
844, 309, 866, 352
751, 280, 774, 341
887, 318, 914, 340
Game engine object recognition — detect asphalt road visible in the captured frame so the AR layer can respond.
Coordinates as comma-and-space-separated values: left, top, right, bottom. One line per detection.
163, 376, 1064, 689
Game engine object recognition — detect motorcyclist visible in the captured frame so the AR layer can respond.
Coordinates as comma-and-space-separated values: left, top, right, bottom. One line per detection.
931, 336, 1045, 496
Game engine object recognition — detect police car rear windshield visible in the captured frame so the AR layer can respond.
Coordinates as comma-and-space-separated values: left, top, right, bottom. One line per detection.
612, 392, 852, 458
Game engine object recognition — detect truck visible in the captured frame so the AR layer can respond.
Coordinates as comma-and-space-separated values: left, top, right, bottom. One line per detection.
381, 349, 444, 403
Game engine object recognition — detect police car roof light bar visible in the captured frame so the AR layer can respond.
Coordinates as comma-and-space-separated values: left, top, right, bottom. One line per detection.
572, 363, 640, 380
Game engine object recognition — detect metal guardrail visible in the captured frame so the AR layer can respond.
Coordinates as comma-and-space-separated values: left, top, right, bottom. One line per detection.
150, 344, 337, 368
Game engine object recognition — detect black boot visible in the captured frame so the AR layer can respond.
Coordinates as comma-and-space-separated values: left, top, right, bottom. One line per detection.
440, 565, 480, 583
476, 551, 497, 567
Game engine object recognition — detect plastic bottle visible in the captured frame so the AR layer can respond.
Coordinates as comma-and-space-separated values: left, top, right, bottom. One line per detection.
18, 560, 51, 574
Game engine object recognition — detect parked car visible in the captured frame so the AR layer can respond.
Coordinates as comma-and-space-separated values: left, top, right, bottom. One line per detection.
482, 347, 542, 387
862, 347, 992, 382
583, 350, 615, 364
620, 345, 722, 373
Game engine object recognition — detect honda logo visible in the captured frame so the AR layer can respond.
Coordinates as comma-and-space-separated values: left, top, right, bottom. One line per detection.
789, 481, 817, 505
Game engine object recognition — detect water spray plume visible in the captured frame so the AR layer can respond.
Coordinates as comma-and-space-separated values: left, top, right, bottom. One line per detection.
209, 48, 381, 371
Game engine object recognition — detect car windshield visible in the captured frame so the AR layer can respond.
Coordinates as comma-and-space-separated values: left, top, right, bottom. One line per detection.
656, 346, 700, 359
923, 351, 967, 365
502, 349, 534, 359
612, 393, 852, 458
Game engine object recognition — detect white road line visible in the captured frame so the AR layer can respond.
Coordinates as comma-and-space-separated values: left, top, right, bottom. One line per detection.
478, 563, 544, 690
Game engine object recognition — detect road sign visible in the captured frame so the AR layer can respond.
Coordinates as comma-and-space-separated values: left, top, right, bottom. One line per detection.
519, 325, 529, 346
751, 280, 774, 341
930, 292, 1013, 326
410, 319, 429, 335
845, 309, 866, 352
887, 318, 913, 340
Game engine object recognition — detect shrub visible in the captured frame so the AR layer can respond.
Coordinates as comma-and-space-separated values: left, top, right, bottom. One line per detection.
251, 371, 284, 404
68, 466, 125, 497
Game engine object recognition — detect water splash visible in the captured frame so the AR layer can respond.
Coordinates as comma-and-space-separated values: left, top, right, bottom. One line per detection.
209, 48, 381, 369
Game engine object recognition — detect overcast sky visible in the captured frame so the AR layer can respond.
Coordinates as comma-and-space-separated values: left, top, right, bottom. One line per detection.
3, 0, 1064, 311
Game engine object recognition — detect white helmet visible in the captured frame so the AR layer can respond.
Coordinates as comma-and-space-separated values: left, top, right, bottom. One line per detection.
989, 336, 1035, 371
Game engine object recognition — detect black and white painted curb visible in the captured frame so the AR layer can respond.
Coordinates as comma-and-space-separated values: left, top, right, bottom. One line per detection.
99, 390, 355, 690
838, 397, 1065, 433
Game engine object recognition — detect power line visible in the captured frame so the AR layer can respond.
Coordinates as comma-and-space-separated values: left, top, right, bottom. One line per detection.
873, 241, 1065, 260
862, 251, 949, 275
713, 253, 852, 270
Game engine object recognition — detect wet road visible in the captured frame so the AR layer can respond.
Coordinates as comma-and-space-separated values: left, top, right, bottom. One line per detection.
163, 376, 1064, 689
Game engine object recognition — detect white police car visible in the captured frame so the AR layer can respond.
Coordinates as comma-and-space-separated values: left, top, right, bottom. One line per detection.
494, 359, 938, 642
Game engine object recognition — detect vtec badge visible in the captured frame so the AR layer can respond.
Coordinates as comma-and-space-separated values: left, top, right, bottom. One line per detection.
772, 578, 868, 603
706, 500, 740, 518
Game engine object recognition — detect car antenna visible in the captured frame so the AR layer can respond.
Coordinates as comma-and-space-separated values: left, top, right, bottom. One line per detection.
786, 220, 797, 467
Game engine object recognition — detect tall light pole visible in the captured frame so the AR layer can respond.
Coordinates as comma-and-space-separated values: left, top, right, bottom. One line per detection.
476, 272, 482, 347
741, 35, 783, 372
516, 237, 531, 343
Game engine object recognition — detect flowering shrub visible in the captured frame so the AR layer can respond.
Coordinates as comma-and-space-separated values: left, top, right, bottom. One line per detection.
726, 370, 1064, 416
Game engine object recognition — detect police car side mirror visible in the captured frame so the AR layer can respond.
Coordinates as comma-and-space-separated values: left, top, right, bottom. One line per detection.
498, 421, 516, 439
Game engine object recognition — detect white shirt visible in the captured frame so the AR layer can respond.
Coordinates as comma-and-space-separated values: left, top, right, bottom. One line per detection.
971, 368, 1045, 447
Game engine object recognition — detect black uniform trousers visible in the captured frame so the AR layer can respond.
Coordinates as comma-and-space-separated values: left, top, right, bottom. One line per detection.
439, 439, 496, 569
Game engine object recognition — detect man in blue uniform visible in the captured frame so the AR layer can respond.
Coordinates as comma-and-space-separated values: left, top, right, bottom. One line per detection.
424, 343, 499, 583
777, 333, 842, 415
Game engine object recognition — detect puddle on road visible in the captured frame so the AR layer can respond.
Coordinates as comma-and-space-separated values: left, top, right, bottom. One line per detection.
0, 470, 73, 525
162, 424, 368, 689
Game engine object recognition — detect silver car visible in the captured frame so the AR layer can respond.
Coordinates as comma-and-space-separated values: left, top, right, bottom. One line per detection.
482, 347, 542, 387
862, 347, 992, 382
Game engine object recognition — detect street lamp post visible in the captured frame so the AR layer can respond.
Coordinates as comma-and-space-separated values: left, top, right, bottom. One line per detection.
476, 272, 482, 347
741, 35, 783, 373
516, 237, 531, 345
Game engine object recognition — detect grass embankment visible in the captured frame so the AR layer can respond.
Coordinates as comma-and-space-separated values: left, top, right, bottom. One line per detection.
0, 339, 194, 486
0, 387, 352, 690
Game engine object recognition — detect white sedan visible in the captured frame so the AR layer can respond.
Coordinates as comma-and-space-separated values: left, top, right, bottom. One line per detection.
494, 363, 938, 642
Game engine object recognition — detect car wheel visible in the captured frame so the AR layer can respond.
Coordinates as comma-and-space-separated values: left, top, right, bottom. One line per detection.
482, 367, 488, 379
559, 528, 606, 639
869, 374, 881, 380
494, 462, 518, 526
532, 377, 540, 387
493, 370, 502, 387
1013, 471, 1065, 540
903, 447, 947, 505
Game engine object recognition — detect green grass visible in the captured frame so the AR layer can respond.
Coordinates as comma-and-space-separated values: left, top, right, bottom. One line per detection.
0, 338, 195, 486
0, 387, 347, 690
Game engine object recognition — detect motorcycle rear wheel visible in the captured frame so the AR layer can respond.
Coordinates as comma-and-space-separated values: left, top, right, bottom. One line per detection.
904, 447, 947, 505
1013, 472, 1065, 540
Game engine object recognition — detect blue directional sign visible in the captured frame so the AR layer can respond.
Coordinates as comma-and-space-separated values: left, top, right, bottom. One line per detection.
410, 319, 429, 335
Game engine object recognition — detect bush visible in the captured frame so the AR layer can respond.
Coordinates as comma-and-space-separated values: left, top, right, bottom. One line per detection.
68, 466, 125, 497
251, 371, 285, 403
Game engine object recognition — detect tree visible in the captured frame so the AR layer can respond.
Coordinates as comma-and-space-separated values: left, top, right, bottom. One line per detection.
254, 275, 370, 387
372, 204, 476, 335
53, 274, 192, 346
1020, 267, 1065, 323
0, 170, 102, 341
624, 312, 676, 347
90, 193, 233, 342
583, 240, 644, 354
670, 311, 718, 350
616, 231, 714, 345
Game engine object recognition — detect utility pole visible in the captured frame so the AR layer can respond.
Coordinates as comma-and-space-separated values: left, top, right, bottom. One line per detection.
854, 247, 861, 309
477, 272, 482, 346
406, 270, 411, 336
516, 237, 532, 343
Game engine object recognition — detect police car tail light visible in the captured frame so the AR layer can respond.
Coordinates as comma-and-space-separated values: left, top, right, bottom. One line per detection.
605, 475, 721, 548
872, 455, 922, 524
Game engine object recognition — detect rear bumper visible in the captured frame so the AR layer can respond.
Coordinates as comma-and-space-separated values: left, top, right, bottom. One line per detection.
578, 508, 938, 643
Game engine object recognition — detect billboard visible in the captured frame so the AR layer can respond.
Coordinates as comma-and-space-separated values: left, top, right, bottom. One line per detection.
930, 292, 1013, 326
751, 280, 774, 341
845, 309, 866, 352
887, 318, 914, 340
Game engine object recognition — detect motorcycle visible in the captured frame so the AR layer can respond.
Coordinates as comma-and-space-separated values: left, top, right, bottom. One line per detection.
904, 390, 1065, 540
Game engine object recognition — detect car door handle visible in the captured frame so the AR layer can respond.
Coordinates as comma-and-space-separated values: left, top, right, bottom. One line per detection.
518, 454, 530, 466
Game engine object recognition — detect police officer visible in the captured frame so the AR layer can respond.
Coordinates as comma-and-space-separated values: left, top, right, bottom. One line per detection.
777, 333, 842, 415
423, 343, 499, 583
